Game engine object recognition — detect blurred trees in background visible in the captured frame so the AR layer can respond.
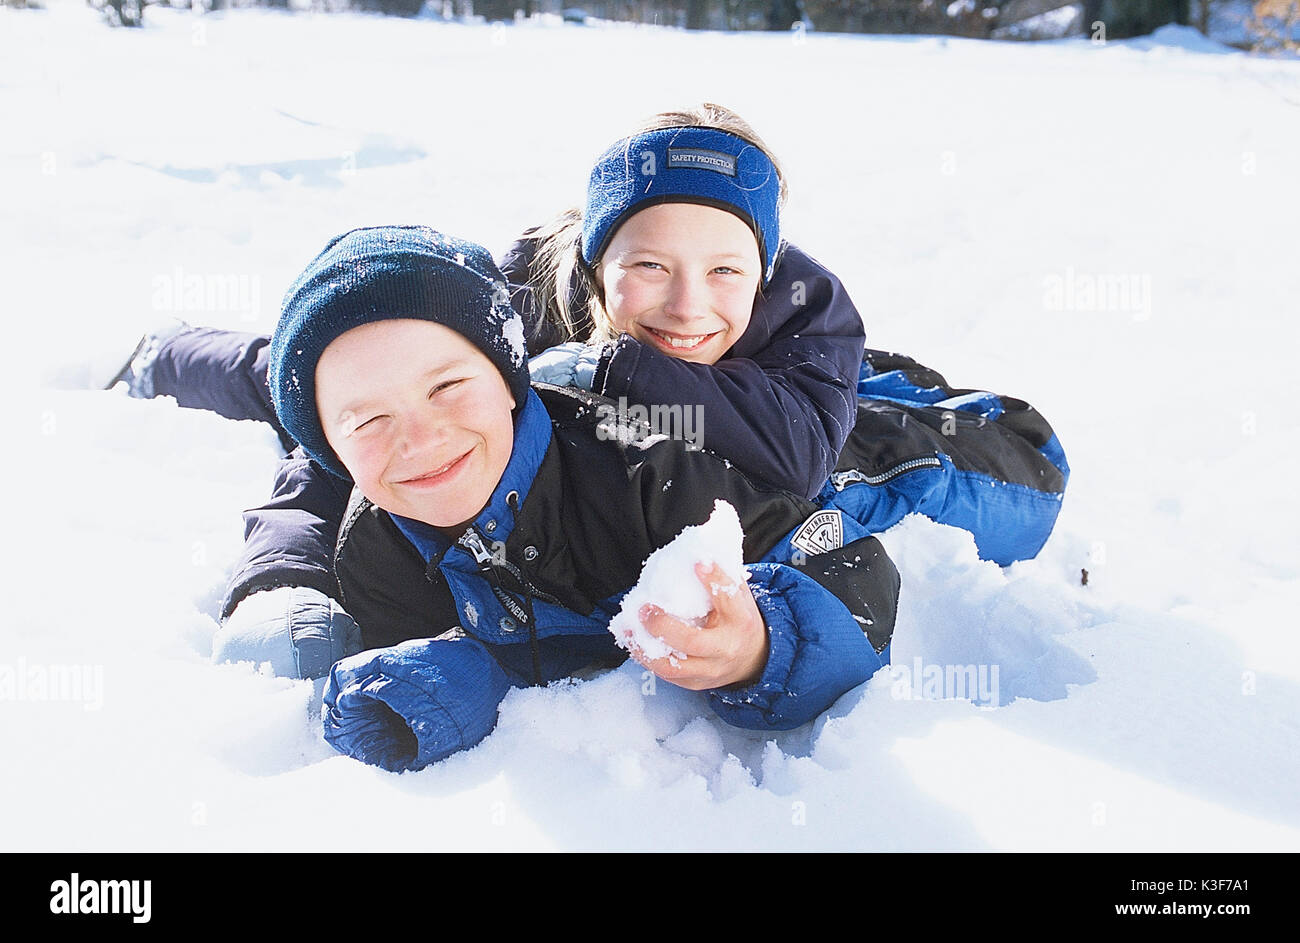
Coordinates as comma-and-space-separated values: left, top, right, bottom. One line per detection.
85, 0, 147, 26
478, 0, 1192, 37
1248, 0, 1300, 51
462, 1, 1211, 39
43, 0, 1296, 50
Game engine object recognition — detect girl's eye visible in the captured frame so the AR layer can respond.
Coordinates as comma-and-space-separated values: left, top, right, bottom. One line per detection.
713, 266, 739, 276
354, 415, 385, 433
635, 261, 664, 271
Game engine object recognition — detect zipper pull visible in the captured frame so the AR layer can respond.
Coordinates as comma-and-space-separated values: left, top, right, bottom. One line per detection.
456, 528, 496, 565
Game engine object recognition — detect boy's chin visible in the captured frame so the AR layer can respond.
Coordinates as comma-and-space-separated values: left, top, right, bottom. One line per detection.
373, 492, 482, 536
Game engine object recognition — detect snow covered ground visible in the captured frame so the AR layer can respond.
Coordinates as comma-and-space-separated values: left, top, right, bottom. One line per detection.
2, 1, 1298, 852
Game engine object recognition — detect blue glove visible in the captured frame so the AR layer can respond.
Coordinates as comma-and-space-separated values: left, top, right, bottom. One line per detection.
527, 341, 608, 391
322, 636, 514, 772
212, 585, 362, 680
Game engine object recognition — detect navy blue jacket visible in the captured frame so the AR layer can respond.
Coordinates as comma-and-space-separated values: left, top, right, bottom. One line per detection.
501, 236, 866, 500
221, 239, 867, 619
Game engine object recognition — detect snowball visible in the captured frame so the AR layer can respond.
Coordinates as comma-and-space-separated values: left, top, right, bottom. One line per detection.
608, 500, 748, 661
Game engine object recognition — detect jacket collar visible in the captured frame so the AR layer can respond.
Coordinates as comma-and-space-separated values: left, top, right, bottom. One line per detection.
389, 388, 551, 564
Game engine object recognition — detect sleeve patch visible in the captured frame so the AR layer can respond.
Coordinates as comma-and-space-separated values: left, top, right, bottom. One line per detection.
790, 509, 844, 556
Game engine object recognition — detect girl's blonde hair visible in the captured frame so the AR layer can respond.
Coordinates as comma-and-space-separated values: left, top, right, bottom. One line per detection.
528, 103, 788, 344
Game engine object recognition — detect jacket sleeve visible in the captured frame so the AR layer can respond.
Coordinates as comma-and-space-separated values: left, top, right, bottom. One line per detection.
322, 635, 515, 772
708, 561, 891, 731
220, 447, 355, 619
595, 243, 865, 500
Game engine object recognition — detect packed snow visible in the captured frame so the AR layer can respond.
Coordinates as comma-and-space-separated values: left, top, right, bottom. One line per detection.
3, 1, 1299, 851
608, 499, 747, 661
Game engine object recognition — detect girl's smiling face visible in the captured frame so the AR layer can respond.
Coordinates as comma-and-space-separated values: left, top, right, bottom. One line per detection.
315, 319, 516, 534
596, 203, 762, 364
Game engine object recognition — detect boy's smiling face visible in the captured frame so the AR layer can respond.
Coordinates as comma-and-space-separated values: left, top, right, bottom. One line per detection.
316, 318, 516, 534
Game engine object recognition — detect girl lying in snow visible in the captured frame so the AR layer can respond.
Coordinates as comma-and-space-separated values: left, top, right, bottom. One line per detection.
109, 103, 1068, 682
271, 224, 901, 771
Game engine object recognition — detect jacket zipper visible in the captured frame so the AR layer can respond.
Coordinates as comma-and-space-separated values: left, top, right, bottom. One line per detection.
455, 529, 562, 604
456, 527, 548, 684
831, 455, 942, 490
456, 529, 496, 565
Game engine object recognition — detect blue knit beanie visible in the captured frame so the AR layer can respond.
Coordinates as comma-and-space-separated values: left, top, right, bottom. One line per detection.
269, 225, 531, 479
581, 126, 783, 285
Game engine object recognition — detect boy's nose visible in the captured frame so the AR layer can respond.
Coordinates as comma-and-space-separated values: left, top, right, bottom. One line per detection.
397, 409, 448, 459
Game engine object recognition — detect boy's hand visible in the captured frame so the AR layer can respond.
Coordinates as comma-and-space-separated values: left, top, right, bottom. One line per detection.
631, 562, 770, 691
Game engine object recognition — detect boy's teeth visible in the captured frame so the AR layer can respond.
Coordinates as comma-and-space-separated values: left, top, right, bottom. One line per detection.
417, 456, 458, 479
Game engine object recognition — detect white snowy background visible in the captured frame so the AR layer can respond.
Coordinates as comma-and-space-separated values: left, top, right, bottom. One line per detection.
3, 1, 1298, 851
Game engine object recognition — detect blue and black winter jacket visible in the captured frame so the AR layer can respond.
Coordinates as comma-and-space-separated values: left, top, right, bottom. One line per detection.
323, 386, 901, 771
828, 350, 1070, 565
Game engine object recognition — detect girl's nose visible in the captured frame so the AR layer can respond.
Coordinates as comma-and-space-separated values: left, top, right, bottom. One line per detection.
662, 273, 709, 324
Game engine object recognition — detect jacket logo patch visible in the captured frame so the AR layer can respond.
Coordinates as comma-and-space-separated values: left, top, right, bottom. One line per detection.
790, 509, 843, 556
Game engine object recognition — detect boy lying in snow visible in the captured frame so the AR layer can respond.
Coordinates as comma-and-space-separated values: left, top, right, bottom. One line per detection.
268, 225, 901, 771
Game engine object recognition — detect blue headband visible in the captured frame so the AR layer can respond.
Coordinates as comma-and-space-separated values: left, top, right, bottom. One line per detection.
581, 127, 783, 285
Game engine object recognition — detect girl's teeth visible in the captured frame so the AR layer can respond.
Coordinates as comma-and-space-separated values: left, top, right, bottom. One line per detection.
654, 330, 709, 348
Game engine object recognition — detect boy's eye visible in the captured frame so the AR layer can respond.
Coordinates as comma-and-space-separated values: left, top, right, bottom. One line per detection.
635, 261, 664, 271
354, 415, 386, 433
430, 378, 465, 397
712, 266, 740, 275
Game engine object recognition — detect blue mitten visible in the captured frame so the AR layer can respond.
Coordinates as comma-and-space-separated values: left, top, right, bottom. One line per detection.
322, 636, 514, 772
528, 341, 608, 391
212, 586, 362, 680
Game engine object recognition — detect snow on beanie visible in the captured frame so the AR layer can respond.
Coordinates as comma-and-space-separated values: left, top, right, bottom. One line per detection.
581, 126, 783, 285
269, 225, 530, 479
